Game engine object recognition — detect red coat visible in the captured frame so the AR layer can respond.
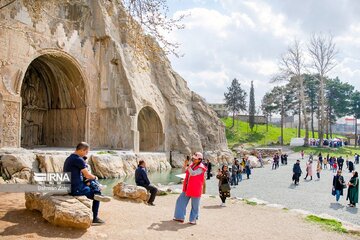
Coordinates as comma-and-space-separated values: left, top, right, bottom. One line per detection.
182, 162, 207, 197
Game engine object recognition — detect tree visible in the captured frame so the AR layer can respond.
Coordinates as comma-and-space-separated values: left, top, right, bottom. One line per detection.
304, 74, 319, 138
350, 91, 360, 147
261, 92, 276, 132
325, 77, 354, 138
119, 0, 186, 61
279, 40, 309, 146
249, 81, 256, 131
224, 78, 247, 128
308, 33, 338, 146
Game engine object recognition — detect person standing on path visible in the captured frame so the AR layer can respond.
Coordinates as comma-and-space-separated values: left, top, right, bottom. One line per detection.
245, 157, 251, 179
235, 160, 242, 183
347, 171, 359, 207
301, 150, 304, 159
173, 152, 207, 225
135, 160, 158, 206
272, 153, 279, 170
332, 170, 346, 203
231, 159, 239, 186
292, 160, 302, 185
217, 165, 231, 207
206, 159, 212, 180
338, 156, 344, 171
318, 153, 323, 169
258, 152, 264, 167
316, 160, 321, 180
304, 160, 313, 181
348, 160, 355, 173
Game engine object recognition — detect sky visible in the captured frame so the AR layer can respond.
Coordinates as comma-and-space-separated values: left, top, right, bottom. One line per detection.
165, 0, 360, 111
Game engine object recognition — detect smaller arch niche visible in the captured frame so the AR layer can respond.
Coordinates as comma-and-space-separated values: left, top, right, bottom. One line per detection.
138, 106, 164, 152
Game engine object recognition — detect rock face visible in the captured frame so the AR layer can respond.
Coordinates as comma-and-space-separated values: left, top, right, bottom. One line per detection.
0, 152, 38, 181
25, 192, 92, 229
113, 182, 149, 203
0, 0, 228, 157
36, 154, 68, 173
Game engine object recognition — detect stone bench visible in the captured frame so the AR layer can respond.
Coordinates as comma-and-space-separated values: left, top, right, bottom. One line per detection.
25, 192, 92, 229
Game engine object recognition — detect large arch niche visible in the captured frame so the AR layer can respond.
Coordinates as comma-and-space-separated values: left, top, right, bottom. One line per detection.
20, 53, 87, 147
138, 106, 164, 152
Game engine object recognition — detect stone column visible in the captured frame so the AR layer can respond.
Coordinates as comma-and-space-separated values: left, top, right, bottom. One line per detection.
1, 95, 22, 148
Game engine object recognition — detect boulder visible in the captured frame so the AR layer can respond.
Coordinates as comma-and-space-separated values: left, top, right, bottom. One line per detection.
25, 192, 92, 229
113, 182, 149, 203
254, 148, 282, 158
36, 154, 68, 173
0, 153, 38, 181
248, 156, 261, 168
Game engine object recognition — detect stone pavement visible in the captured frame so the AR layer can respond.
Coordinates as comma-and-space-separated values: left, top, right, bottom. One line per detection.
205, 151, 359, 226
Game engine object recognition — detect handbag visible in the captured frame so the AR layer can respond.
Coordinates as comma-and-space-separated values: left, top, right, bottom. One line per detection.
331, 188, 336, 196
220, 183, 231, 192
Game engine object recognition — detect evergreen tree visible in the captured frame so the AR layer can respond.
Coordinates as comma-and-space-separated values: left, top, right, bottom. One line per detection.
249, 81, 256, 131
224, 78, 247, 128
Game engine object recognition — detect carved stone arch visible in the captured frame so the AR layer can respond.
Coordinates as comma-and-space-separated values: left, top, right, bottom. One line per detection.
137, 106, 165, 152
20, 50, 88, 147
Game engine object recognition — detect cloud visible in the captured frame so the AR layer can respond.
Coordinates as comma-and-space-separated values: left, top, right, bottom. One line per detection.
167, 0, 360, 108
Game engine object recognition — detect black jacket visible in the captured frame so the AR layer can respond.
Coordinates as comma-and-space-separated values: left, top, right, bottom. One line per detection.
333, 175, 345, 192
293, 163, 302, 175
135, 166, 150, 187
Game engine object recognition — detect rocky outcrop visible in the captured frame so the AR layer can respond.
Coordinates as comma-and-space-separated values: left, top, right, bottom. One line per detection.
25, 192, 92, 229
171, 150, 233, 168
36, 154, 68, 173
255, 148, 282, 158
113, 182, 149, 203
89, 152, 171, 179
247, 156, 261, 168
0, 152, 38, 181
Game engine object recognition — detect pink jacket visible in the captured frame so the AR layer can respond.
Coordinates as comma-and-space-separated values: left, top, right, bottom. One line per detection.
182, 162, 207, 197
306, 163, 313, 176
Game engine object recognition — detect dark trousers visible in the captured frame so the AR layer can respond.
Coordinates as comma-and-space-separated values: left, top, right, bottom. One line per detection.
72, 186, 100, 219
339, 163, 343, 170
220, 196, 226, 203
316, 172, 320, 179
144, 184, 158, 204
207, 170, 211, 180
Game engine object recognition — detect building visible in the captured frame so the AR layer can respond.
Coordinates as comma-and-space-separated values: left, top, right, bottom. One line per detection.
208, 103, 229, 118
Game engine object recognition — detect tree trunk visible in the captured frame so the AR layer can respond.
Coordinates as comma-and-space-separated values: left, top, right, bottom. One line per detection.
311, 106, 315, 138
319, 75, 325, 147
298, 99, 301, 137
326, 107, 330, 139
231, 111, 235, 128
281, 102, 284, 146
266, 114, 269, 132
355, 118, 358, 148
299, 76, 309, 146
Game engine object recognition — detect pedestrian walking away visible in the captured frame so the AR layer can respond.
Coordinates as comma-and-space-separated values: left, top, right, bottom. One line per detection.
292, 160, 302, 185
304, 160, 313, 181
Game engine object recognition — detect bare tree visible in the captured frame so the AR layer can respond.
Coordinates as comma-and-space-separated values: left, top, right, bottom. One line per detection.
278, 40, 309, 146
119, 0, 185, 62
308, 33, 338, 146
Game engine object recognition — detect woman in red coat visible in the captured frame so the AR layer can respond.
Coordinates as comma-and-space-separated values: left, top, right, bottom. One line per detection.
173, 152, 207, 225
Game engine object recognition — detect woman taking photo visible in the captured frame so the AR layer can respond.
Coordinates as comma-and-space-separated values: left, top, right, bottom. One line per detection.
332, 170, 346, 202
217, 165, 231, 207
347, 171, 359, 207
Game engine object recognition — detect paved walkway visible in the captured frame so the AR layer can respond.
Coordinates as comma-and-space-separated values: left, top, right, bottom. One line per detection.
205, 152, 359, 226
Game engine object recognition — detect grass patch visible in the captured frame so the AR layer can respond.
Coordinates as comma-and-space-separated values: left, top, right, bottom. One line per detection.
292, 146, 360, 158
282, 207, 289, 211
245, 199, 257, 206
209, 195, 216, 198
222, 117, 345, 148
97, 150, 117, 155
305, 215, 347, 233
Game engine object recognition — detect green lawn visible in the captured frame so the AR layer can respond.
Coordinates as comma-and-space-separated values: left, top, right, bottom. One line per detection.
222, 117, 345, 148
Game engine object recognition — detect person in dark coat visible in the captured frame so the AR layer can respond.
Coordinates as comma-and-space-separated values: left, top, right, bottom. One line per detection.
292, 160, 302, 185
135, 160, 158, 206
337, 156, 344, 171
332, 170, 346, 202
347, 171, 359, 207
348, 160, 355, 173
206, 159, 212, 180
217, 165, 231, 207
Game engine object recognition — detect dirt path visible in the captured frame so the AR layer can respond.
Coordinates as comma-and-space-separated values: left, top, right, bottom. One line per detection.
0, 192, 358, 240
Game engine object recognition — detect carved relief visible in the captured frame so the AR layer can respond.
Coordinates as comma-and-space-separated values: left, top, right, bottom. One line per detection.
2, 101, 20, 147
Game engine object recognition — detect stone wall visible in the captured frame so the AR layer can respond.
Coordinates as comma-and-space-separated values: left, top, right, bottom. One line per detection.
0, 0, 228, 155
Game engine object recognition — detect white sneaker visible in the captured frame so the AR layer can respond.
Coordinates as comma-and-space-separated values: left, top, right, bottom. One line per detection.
220, 203, 225, 207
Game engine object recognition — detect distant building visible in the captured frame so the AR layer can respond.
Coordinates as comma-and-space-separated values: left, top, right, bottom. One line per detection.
208, 103, 229, 118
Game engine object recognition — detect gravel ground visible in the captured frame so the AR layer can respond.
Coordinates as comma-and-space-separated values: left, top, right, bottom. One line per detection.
205, 152, 360, 226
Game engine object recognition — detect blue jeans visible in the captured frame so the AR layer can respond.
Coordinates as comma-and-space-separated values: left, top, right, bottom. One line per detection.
231, 174, 238, 185
335, 190, 341, 202
237, 173, 242, 182
72, 186, 100, 219
174, 192, 201, 222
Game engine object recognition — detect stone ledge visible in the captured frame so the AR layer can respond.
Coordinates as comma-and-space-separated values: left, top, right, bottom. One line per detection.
25, 192, 92, 229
